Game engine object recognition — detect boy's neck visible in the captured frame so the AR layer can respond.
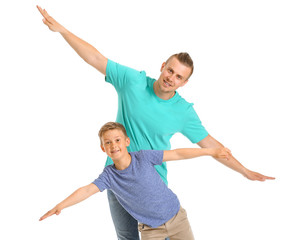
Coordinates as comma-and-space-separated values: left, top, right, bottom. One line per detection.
113, 152, 132, 171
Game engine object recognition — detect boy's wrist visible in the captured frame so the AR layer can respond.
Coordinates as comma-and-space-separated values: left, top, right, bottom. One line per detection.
56, 203, 64, 211
205, 148, 216, 157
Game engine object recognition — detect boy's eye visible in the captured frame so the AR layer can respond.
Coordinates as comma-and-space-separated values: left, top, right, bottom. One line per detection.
105, 141, 110, 145
116, 139, 120, 142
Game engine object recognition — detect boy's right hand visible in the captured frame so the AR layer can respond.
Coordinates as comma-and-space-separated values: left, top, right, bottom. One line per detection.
212, 147, 231, 160
39, 205, 62, 221
37, 5, 65, 33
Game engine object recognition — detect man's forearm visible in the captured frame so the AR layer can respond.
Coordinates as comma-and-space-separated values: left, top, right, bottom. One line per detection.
60, 29, 107, 74
197, 135, 247, 175
214, 153, 247, 175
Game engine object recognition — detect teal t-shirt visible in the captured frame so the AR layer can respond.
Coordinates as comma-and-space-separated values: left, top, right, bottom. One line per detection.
105, 59, 208, 184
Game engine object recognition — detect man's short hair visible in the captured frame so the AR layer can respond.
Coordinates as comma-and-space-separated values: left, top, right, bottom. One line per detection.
98, 122, 128, 144
166, 52, 194, 78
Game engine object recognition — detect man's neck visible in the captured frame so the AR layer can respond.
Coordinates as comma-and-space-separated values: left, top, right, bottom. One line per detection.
113, 153, 132, 171
153, 81, 175, 100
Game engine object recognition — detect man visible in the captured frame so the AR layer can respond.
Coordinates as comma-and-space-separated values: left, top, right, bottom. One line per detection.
37, 6, 274, 240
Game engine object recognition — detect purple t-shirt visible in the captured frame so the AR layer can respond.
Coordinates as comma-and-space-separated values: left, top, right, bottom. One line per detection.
93, 150, 180, 228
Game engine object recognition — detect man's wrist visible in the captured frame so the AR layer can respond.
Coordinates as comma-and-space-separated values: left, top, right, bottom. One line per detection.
59, 26, 69, 35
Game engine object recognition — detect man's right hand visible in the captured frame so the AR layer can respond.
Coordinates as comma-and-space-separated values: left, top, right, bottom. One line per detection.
37, 5, 66, 33
36, 5, 107, 75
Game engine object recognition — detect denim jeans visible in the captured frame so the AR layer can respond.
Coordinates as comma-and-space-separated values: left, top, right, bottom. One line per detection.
107, 190, 169, 240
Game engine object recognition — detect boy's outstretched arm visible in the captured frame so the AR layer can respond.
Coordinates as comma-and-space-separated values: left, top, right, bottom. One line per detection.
39, 183, 99, 221
163, 147, 231, 162
36, 6, 108, 75
197, 135, 275, 181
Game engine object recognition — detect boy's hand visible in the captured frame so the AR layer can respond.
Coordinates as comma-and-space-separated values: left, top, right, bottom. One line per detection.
212, 147, 231, 160
37, 5, 65, 33
39, 205, 62, 221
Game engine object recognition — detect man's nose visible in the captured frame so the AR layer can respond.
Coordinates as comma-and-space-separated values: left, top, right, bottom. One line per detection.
167, 75, 175, 82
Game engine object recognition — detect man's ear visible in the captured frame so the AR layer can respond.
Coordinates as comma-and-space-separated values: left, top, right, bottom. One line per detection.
160, 62, 166, 72
181, 79, 189, 87
100, 144, 106, 152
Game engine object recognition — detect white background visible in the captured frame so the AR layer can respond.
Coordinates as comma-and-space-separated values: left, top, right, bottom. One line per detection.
1, 0, 305, 239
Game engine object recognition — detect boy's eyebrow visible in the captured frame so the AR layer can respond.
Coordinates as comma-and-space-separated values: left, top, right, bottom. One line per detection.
103, 136, 121, 140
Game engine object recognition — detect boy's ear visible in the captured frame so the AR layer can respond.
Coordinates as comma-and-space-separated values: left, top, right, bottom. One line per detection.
126, 137, 130, 147
100, 144, 106, 152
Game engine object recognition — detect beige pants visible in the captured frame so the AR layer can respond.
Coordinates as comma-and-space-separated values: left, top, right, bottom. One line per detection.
138, 206, 195, 240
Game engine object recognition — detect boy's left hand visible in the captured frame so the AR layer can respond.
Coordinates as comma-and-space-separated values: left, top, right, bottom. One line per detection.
39, 206, 62, 221
242, 169, 275, 181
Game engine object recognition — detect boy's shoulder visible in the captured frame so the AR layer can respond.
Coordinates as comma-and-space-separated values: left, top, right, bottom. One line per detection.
130, 150, 164, 164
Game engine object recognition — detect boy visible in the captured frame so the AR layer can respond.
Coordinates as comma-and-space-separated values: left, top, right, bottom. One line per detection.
40, 122, 233, 239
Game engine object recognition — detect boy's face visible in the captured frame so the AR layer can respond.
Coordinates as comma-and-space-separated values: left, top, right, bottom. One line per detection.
101, 129, 130, 161
156, 57, 192, 93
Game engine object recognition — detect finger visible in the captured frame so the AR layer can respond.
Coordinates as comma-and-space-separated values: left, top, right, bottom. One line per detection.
37, 6, 53, 25
43, 9, 51, 18
264, 176, 275, 180
43, 11, 54, 24
42, 18, 52, 28
39, 210, 54, 221
37, 5, 47, 18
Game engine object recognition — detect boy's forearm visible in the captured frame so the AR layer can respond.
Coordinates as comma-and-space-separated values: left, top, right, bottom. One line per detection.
176, 148, 214, 159
57, 184, 98, 211
164, 148, 215, 162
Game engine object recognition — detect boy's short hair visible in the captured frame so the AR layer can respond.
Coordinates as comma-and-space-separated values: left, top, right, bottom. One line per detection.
98, 122, 128, 144
166, 52, 194, 78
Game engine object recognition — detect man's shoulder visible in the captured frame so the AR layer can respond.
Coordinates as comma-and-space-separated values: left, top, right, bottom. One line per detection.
173, 92, 195, 111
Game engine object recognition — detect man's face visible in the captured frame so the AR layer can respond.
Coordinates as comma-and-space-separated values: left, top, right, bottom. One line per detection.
101, 129, 130, 161
156, 57, 192, 93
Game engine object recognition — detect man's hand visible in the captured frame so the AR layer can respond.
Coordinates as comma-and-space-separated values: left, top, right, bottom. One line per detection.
242, 169, 275, 181
39, 205, 62, 221
37, 5, 66, 33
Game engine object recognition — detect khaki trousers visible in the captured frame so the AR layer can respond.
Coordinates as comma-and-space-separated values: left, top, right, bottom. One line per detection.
138, 206, 194, 240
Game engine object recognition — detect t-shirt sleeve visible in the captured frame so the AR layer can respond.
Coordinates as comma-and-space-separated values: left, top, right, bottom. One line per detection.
140, 150, 164, 166
92, 168, 111, 192
181, 104, 209, 143
105, 59, 146, 93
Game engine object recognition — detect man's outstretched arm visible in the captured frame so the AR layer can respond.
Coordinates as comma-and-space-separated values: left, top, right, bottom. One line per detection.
37, 6, 108, 75
197, 135, 275, 181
